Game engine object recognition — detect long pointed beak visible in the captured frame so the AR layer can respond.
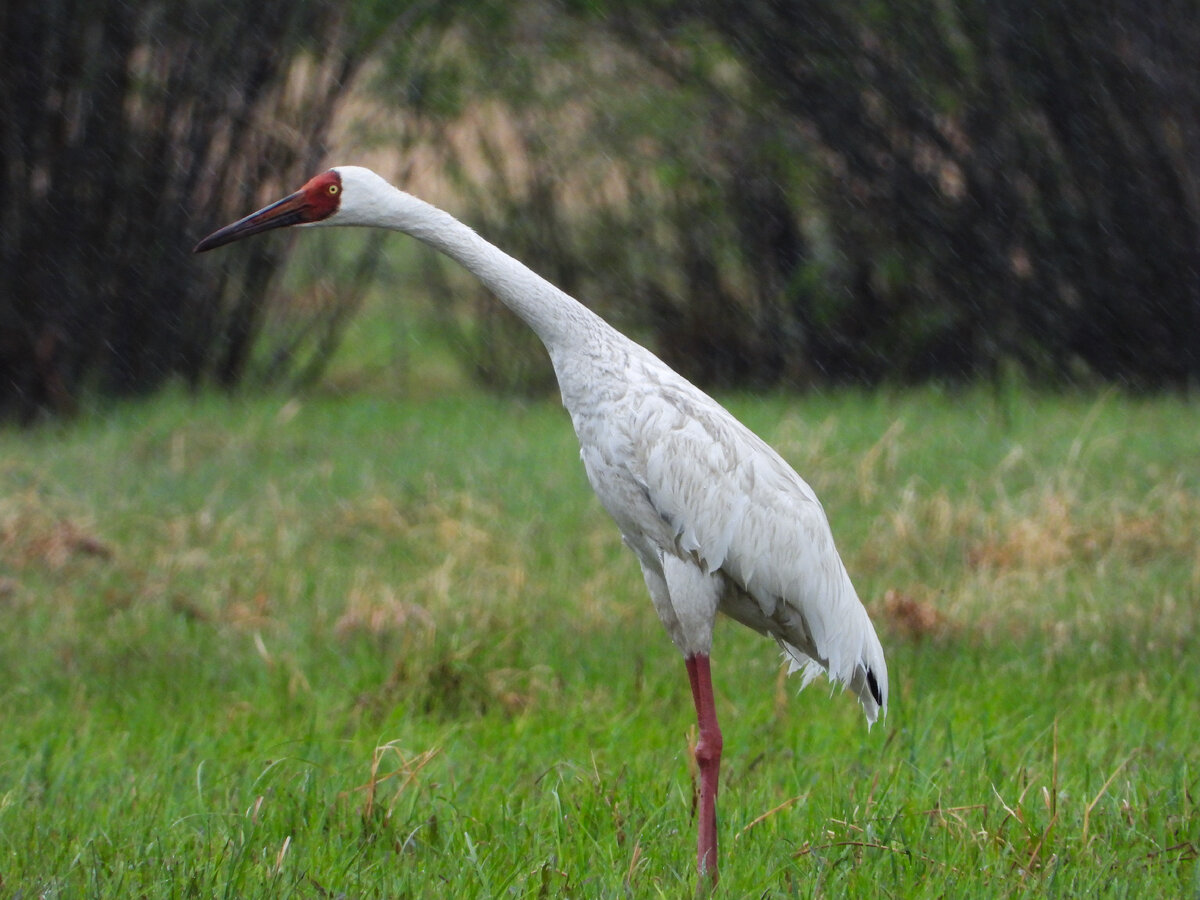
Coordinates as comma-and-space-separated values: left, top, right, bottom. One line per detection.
194, 190, 309, 253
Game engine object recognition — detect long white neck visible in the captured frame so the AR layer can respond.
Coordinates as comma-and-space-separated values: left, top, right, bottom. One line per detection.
335, 170, 608, 354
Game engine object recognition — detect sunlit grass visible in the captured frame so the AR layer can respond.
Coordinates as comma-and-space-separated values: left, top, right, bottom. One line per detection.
1, 387, 1197, 897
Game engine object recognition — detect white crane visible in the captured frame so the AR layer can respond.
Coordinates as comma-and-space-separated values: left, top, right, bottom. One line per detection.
195, 165, 888, 885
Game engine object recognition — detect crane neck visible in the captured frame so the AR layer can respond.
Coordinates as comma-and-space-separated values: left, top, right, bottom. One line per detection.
371, 185, 609, 354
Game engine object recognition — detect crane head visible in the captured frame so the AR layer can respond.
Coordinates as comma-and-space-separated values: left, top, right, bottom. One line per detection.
194, 170, 344, 253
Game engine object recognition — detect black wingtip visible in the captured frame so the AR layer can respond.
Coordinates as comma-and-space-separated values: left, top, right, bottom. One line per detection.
866, 668, 883, 708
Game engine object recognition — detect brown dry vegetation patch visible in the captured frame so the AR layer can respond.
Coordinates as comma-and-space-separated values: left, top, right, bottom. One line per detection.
866, 476, 1200, 646
881, 588, 951, 641
0, 492, 112, 572
966, 486, 1200, 573
330, 489, 532, 643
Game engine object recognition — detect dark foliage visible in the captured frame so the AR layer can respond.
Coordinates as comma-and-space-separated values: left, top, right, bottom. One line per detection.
3, 1, 1196, 416
600, 0, 1200, 388
0, 0, 420, 421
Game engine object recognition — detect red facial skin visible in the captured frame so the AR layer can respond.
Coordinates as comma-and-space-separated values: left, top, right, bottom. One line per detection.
194, 170, 342, 253
296, 170, 342, 223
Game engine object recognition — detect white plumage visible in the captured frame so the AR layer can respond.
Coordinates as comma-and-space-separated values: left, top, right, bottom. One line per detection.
195, 164, 888, 885
565, 339, 886, 718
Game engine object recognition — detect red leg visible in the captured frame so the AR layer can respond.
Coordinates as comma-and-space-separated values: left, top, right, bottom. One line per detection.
686, 653, 723, 886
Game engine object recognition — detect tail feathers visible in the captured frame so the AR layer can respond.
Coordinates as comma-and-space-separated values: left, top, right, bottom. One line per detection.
779, 635, 888, 726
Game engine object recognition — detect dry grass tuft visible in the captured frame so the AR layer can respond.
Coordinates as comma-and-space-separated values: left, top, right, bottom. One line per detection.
967, 491, 1076, 572
328, 488, 537, 643
967, 484, 1200, 574
881, 588, 951, 641
855, 420, 907, 504
862, 456, 1200, 647
0, 491, 113, 570
335, 579, 435, 639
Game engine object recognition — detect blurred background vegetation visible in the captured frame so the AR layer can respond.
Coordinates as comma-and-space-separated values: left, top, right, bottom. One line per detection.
2, 0, 1198, 421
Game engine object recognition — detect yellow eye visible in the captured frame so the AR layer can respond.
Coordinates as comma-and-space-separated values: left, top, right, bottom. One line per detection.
328, 184, 340, 195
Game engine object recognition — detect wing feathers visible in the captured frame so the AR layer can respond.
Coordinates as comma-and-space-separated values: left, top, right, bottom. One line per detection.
632, 383, 888, 721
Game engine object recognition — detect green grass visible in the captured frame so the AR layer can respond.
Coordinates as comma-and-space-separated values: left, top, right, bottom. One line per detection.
1, 386, 1198, 897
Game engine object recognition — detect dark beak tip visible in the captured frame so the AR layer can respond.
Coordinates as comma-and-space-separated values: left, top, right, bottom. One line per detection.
193, 227, 245, 254
194, 189, 308, 255
193, 231, 226, 254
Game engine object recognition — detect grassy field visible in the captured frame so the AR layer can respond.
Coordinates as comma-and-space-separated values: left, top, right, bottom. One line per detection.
1, 385, 1197, 897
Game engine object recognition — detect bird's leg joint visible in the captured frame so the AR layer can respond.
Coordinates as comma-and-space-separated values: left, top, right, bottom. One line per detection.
694, 723, 723, 767
686, 653, 723, 768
